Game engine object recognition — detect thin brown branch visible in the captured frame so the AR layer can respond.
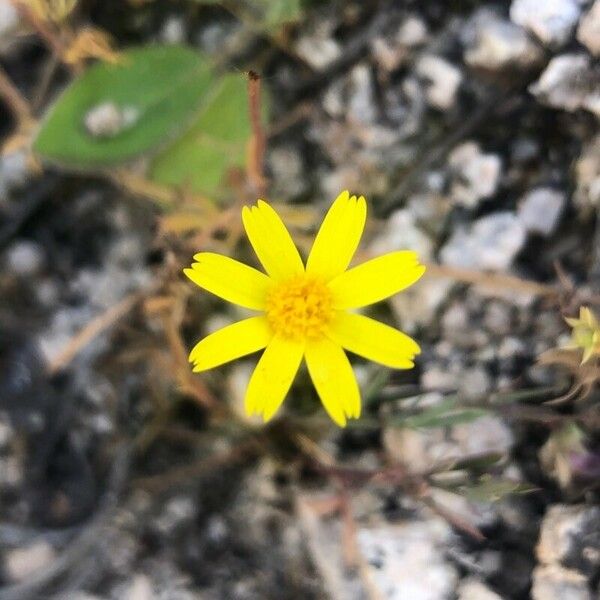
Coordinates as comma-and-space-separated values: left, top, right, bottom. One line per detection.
424, 262, 558, 298
0, 65, 33, 127
48, 290, 144, 375
10, 0, 80, 73
161, 312, 217, 410
246, 70, 267, 196
134, 435, 261, 493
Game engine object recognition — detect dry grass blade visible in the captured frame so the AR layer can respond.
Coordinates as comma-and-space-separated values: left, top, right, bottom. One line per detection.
0, 65, 33, 128
48, 290, 144, 375
134, 435, 261, 493
425, 263, 557, 298
161, 311, 217, 410
537, 348, 600, 405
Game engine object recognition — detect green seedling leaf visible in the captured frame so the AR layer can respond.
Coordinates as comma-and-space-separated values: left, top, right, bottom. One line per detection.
257, 0, 303, 30
459, 476, 537, 502
34, 46, 213, 167
391, 396, 491, 429
150, 73, 268, 195
192, 0, 303, 32
450, 452, 505, 473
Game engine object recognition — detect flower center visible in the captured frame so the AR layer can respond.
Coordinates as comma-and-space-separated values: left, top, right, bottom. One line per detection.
265, 276, 334, 340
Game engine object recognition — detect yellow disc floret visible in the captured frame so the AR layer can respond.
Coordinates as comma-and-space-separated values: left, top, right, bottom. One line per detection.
266, 276, 334, 340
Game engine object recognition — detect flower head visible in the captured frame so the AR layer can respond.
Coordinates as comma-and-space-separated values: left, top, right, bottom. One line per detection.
565, 306, 600, 364
184, 191, 425, 426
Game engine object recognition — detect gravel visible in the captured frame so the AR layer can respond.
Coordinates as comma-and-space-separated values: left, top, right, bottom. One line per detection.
510, 0, 582, 47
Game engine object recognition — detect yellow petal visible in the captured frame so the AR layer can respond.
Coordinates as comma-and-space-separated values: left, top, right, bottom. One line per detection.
189, 316, 273, 372
245, 335, 304, 421
582, 307, 600, 329
327, 312, 419, 369
582, 345, 595, 364
305, 337, 361, 426
306, 191, 367, 281
184, 252, 271, 310
581, 307, 592, 326
329, 251, 425, 309
242, 200, 304, 281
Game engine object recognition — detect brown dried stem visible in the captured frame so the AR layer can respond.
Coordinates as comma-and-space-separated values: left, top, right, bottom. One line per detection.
0, 65, 33, 128
134, 435, 262, 492
424, 262, 558, 298
48, 289, 145, 375
246, 70, 267, 196
10, 0, 80, 73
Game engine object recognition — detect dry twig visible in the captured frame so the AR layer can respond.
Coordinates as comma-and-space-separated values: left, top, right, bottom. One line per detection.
246, 70, 267, 196
48, 290, 145, 375
0, 65, 33, 128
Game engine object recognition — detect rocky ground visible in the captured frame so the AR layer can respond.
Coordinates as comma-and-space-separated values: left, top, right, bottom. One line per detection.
0, 0, 599, 599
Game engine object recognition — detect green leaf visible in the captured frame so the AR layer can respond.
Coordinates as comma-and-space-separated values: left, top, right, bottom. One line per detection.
34, 46, 213, 167
450, 452, 505, 472
150, 73, 266, 195
257, 0, 303, 29
191, 0, 303, 31
459, 476, 537, 502
390, 396, 491, 429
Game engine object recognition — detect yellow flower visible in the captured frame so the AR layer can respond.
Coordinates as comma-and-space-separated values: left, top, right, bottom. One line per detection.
184, 191, 426, 426
565, 306, 600, 364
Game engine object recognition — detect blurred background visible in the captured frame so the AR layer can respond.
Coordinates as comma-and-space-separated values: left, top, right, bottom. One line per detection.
0, 0, 599, 598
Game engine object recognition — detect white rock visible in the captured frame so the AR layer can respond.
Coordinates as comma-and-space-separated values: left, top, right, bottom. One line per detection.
574, 134, 600, 208
510, 0, 582, 46
420, 364, 462, 391
5, 240, 45, 276
457, 578, 503, 600
448, 142, 502, 207
416, 55, 462, 110
390, 276, 454, 333
441, 212, 526, 271
0, 456, 22, 487
125, 575, 154, 600
484, 301, 512, 335
372, 37, 408, 72
0, 150, 30, 195
348, 64, 377, 124
357, 520, 458, 600
6, 541, 56, 582
384, 413, 512, 471
295, 22, 341, 69
153, 496, 195, 535
517, 187, 566, 236
452, 415, 513, 456
397, 16, 429, 47
529, 54, 600, 119
268, 145, 306, 198
442, 301, 469, 336
498, 337, 526, 359
459, 367, 492, 398
0, 418, 13, 446
531, 565, 592, 600
369, 209, 434, 259
160, 17, 185, 44
0, 0, 19, 52
577, 0, 600, 56
464, 10, 543, 70
537, 504, 600, 569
